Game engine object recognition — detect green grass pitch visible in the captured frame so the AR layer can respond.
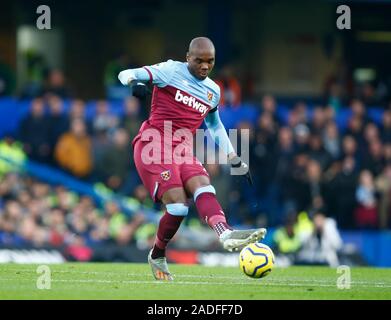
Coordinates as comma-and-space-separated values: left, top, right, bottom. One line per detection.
0, 263, 390, 300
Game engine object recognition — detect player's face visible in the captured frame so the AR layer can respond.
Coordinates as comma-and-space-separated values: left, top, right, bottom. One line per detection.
187, 50, 215, 80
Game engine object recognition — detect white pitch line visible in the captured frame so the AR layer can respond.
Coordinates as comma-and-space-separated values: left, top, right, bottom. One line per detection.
1, 277, 391, 288
2, 270, 391, 287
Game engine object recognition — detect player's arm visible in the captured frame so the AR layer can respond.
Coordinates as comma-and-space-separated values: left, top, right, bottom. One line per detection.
204, 108, 235, 157
118, 60, 176, 87
118, 68, 150, 86
118, 67, 152, 98
204, 109, 253, 185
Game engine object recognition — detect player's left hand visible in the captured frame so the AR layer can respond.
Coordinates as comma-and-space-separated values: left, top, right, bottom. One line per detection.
229, 155, 253, 186
132, 83, 149, 99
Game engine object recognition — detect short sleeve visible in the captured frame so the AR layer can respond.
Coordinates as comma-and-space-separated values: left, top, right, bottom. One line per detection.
143, 59, 177, 87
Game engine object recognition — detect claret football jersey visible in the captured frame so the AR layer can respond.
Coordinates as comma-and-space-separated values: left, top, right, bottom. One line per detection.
134, 59, 220, 144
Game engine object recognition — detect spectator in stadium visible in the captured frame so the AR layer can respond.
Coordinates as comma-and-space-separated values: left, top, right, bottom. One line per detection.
255, 112, 278, 150
287, 108, 301, 129
45, 207, 67, 246
375, 164, 391, 229
88, 216, 110, 245
362, 139, 385, 176
292, 101, 309, 125
304, 159, 327, 215
346, 116, 365, 148
363, 122, 381, 155
132, 184, 154, 209
67, 203, 90, 239
307, 134, 333, 170
41, 68, 71, 99
69, 99, 85, 120
260, 94, 280, 125
272, 211, 302, 258
0, 200, 23, 241
324, 105, 337, 123
384, 143, 391, 164
120, 96, 143, 141
289, 153, 310, 212
350, 98, 370, 125
92, 100, 119, 134
293, 124, 310, 154
358, 82, 379, 106
274, 127, 295, 179
253, 113, 278, 200
54, 185, 78, 213
54, 118, 93, 178
68, 99, 93, 133
354, 170, 378, 228
322, 121, 341, 160
95, 128, 132, 192
381, 110, 391, 143
65, 196, 104, 246
18, 216, 46, 246
273, 127, 296, 223
91, 127, 111, 183
215, 65, 242, 108
297, 210, 342, 267
341, 135, 359, 164
272, 211, 313, 264
0, 134, 26, 178
47, 95, 70, 159
18, 98, 51, 163
326, 156, 358, 229
105, 201, 145, 245
310, 106, 327, 135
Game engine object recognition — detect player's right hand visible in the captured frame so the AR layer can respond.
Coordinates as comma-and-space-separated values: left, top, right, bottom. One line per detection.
118, 70, 136, 86
229, 155, 253, 186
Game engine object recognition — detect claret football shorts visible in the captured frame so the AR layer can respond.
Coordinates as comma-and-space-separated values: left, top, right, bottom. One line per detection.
133, 136, 209, 202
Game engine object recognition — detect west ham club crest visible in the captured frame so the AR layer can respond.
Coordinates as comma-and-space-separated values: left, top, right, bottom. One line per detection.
160, 170, 171, 181
207, 91, 213, 101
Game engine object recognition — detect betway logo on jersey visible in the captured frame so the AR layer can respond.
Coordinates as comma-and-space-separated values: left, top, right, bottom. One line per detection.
175, 90, 209, 116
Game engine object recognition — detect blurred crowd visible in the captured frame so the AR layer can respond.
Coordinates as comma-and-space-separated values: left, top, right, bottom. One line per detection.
232, 96, 391, 231
0, 172, 159, 258
5, 95, 144, 193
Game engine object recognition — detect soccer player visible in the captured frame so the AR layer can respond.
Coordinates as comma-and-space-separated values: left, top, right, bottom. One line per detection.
118, 37, 266, 281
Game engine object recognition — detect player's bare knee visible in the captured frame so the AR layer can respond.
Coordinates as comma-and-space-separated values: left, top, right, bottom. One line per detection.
161, 187, 187, 204
185, 175, 211, 195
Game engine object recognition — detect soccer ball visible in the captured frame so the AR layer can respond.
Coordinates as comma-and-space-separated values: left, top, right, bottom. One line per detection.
239, 243, 275, 279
